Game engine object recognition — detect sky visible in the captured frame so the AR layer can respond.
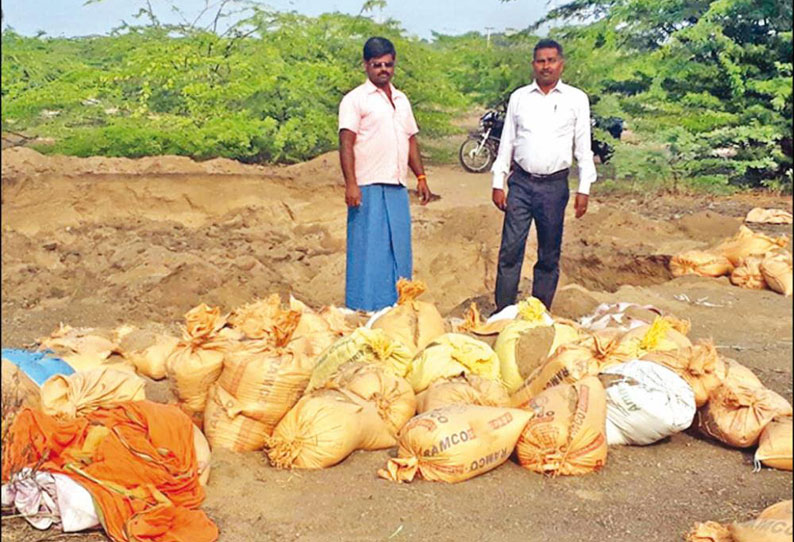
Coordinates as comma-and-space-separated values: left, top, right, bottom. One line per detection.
1, 0, 554, 40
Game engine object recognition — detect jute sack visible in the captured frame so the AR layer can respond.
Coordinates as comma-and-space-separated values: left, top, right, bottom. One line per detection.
599, 360, 696, 446
378, 404, 532, 483
641, 340, 727, 407
715, 225, 789, 267
370, 279, 446, 355
117, 328, 179, 380
306, 328, 413, 392
754, 416, 793, 471
670, 250, 735, 278
730, 256, 767, 290
697, 381, 793, 448
760, 250, 793, 296
203, 383, 270, 451
416, 375, 510, 413
406, 333, 501, 393
617, 316, 692, 357
40, 367, 146, 419
323, 361, 416, 436
265, 389, 393, 469
515, 376, 608, 476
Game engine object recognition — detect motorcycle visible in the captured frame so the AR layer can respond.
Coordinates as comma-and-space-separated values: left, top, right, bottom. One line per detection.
459, 102, 623, 173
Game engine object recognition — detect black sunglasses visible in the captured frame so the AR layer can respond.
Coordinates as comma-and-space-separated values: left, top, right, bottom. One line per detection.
369, 61, 394, 69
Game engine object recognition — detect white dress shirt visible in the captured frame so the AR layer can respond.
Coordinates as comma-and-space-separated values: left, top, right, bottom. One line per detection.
491, 80, 597, 195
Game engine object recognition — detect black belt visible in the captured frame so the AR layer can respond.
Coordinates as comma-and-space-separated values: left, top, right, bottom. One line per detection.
512, 162, 569, 181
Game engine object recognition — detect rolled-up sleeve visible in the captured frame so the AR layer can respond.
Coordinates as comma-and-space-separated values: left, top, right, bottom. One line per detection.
573, 93, 597, 195
338, 93, 360, 133
491, 93, 518, 190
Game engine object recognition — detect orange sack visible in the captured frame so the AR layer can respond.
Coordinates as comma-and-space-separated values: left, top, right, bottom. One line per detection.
2, 401, 218, 542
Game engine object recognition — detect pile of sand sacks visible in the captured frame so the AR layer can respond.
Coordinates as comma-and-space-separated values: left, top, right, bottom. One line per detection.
18, 282, 791, 491
670, 224, 792, 296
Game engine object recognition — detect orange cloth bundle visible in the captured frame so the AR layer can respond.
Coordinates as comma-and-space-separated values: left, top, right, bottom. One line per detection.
2, 401, 218, 542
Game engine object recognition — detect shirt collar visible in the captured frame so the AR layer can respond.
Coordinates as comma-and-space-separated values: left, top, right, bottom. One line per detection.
364, 78, 399, 97
528, 79, 566, 95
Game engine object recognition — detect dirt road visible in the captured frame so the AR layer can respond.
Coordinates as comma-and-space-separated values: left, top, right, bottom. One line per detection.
2, 147, 792, 541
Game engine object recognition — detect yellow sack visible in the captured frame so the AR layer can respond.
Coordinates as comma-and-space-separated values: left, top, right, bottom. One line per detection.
378, 404, 532, 483
265, 389, 393, 469
323, 361, 416, 436
495, 319, 582, 394
670, 250, 735, 278
184, 303, 228, 340
306, 328, 413, 392
203, 383, 270, 451
760, 250, 793, 296
697, 381, 793, 448
618, 316, 692, 356
641, 340, 727, 407
755, 416, 793, 471
406, 333, 501, 393
715, 225, 789, 266
40, 367, 146, 419
117, 328, 179, 380
730, 256, 767, 290
166, 339, 227, 417
37, 324, 127, 372
370, 279, 446, 355
416, 375, 510, 413
515, 376, 608, 476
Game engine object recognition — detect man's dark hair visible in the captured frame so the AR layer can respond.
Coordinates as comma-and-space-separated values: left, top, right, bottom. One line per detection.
533, 39, 563, 59
363, 37, 396, 61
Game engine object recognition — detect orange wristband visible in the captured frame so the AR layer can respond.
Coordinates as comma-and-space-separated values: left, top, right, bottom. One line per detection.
417, 174, 427, 182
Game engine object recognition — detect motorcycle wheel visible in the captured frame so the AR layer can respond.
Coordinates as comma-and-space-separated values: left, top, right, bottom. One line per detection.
459, 137, 495, 173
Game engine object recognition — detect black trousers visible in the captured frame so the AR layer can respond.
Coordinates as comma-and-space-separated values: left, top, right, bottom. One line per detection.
495, 166, 570, 311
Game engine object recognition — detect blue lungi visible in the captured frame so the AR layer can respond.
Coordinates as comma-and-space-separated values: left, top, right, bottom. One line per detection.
346, 184, 412, 311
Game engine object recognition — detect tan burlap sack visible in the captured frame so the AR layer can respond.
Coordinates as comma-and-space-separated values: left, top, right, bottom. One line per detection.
515, 376, 608, 476
722, 358, 763, 388
306, 327, 413, 392
755, 416, 793, 471
117, 328, 179, 380
323, 361, 416, 436
406, 333, 501, 393
670, 250, 735, 278
203, 383, 270, 451
370, 279, 446, 355
40, 367, 146, 419
760, 250, 793, 296
415, 375, 510, 413
265, 389, 393, 469
715, 225, 789, 266
641, 340, 727, 407
697, 381, 793, 448
730, 256, 768, 290
378, 404, 532, 483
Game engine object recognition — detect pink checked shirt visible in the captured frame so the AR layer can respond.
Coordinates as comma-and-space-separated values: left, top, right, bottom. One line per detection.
338, 79, 419, 187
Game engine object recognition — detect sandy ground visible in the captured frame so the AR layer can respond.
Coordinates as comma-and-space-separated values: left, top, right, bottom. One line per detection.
1, 147, 792, 542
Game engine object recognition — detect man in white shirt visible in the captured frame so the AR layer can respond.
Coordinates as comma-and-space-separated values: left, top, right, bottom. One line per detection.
491, 38, 596, 312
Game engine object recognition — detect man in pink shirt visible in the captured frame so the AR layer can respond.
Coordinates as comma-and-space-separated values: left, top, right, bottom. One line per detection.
338, 37, 432, 311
